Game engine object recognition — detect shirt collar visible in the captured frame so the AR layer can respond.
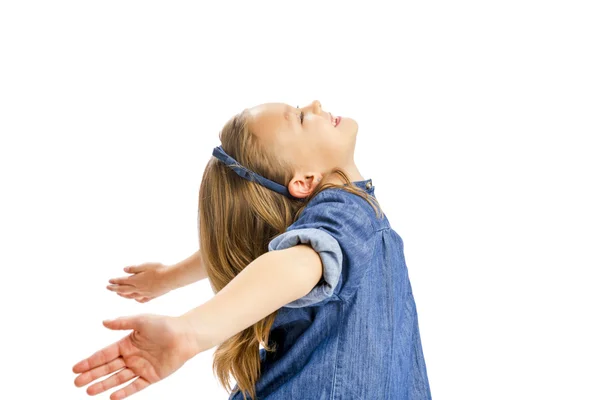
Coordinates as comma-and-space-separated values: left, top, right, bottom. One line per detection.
349, 178, 374, 193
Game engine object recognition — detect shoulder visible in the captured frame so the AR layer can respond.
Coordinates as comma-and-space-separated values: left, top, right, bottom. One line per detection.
268, 188, 377, 308
291, 188, 376, 236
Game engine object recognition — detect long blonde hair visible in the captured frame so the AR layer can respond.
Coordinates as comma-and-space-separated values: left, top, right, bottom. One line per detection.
198, 108, 382, 400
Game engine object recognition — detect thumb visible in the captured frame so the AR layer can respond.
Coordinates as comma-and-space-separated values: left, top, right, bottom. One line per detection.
103, 315, 143, 331
124, 264, 147, 274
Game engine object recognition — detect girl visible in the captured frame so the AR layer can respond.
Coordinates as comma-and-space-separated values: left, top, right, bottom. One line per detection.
72, 100, 432, 400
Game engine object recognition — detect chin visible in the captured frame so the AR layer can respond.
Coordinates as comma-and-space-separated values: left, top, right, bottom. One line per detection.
345, 118, 358, 135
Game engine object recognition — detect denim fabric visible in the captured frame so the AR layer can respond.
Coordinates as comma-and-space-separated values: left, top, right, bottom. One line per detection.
268, 227, 343, 308
229, 179, 432, 400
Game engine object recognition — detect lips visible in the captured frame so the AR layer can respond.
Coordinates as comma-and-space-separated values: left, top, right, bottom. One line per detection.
330, 112, 340, 127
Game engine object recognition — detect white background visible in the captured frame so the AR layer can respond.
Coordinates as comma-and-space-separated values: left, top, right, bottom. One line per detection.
1, 1, 598, 399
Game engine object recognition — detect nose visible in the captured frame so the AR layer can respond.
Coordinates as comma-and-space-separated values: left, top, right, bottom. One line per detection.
299, 100, 325, 119
311, 100, 322, 114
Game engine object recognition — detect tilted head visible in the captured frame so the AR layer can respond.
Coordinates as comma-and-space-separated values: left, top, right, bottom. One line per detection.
246, 100, 362, 198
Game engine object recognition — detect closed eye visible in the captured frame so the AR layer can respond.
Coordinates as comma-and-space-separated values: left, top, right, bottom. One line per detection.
296, 105, 304, 124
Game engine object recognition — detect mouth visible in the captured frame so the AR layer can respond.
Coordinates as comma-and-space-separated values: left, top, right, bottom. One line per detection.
330, 112, 341, 127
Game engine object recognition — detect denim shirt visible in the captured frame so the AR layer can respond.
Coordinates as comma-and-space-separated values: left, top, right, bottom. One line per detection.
229, 179, 432, 400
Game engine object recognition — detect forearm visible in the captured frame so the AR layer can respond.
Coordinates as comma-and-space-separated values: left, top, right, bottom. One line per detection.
166, 249, 207, 289
177, 245, 322, 354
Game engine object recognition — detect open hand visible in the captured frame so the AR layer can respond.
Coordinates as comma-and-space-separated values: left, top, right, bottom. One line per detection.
72, 314, 198, 399
107, 263, 172, 303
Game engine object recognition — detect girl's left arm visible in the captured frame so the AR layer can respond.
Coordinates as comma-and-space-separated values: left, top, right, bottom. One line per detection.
166, 249, 208, 289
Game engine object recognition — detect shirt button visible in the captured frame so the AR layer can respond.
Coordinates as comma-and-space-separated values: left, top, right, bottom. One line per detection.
366, 181, 373, 190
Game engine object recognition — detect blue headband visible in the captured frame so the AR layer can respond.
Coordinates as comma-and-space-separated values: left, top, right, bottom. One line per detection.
212, 145, 302, 200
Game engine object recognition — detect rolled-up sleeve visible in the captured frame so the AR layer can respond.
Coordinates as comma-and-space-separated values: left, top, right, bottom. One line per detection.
268, 228, 343, 308
267, 191, 376, 308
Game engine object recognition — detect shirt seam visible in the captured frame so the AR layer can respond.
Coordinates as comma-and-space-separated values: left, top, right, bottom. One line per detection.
330, 300, 344, 400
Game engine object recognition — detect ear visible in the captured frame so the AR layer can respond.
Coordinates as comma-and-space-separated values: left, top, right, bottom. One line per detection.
288, 172, 323, 199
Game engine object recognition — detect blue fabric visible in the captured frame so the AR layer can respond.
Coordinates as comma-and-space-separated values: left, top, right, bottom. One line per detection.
229, 179, 432, 400
268, 227, 343, 308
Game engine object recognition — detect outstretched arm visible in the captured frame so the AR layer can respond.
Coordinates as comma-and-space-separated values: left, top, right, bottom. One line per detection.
179, 244, 323, 353
106, 249, 208, 303
72, 245, 323, 398
167, 249, 208, 289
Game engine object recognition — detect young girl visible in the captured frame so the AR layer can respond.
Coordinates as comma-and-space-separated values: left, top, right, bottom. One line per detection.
72, 100, 432, 400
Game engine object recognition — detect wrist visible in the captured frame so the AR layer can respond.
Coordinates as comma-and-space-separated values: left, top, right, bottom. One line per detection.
175, 310, 213, 358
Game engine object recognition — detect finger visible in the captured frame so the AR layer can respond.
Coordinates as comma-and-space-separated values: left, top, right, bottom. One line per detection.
110, 376, 151, 400
103, 315, 143, 331
107, 284, 137, 294
135, 297, 150, 303
124, 265, 147, 274
87, 367, 136, 396
117, 292, 140, 299
108, 275, 134, 285
74, 356, 126, 387
72, 342, 121, 374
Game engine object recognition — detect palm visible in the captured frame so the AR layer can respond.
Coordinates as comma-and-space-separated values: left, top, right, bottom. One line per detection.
73, 314, 196, 400
118, 331, 174, 382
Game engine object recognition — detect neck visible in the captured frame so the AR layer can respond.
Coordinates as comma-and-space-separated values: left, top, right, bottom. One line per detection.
323, 161, 364, 185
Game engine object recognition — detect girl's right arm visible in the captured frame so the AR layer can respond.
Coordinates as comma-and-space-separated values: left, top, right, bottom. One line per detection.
177, 244, 324, 353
